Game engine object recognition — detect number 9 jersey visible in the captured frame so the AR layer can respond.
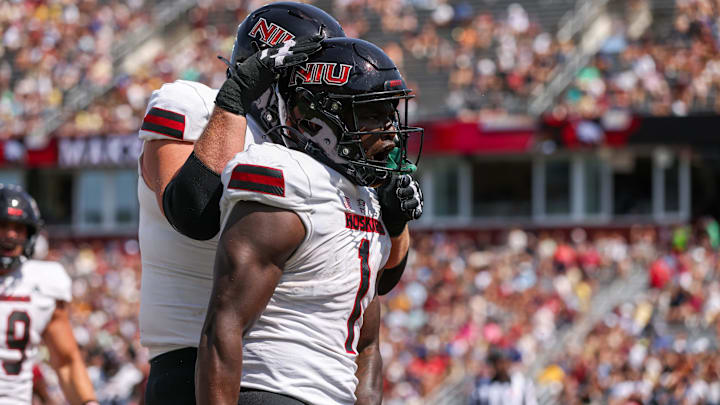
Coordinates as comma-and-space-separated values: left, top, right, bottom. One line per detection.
219, 143, 392, 405
0, 260, 71, 403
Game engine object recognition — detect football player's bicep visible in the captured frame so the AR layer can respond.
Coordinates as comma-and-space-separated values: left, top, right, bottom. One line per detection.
209, 201, 306, 334
140, 140, 194, 213
42, 302, 81, 368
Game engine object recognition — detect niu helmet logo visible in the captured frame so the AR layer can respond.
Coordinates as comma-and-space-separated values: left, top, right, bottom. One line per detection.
249, 17, 295, 46
290, 63, 352, 86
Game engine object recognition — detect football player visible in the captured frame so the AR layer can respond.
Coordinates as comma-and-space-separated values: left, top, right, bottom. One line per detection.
0, 185, 98, 405
196, 37, 424, 405
137, 4, 395, 405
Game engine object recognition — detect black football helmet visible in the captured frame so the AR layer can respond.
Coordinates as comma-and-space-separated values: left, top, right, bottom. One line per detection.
0, 184, 43, 270
274, 37, 423, 187
229, 2, 346, 136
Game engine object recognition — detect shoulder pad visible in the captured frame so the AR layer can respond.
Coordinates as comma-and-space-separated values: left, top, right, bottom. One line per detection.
139, 80, 218, 143
220, 144, 312, 222
23, 260, 72, 302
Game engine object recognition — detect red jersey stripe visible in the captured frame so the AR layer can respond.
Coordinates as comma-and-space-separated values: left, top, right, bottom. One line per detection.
0, 296, 30, 302
230, 171, 285, 189
143, 113, 186, 132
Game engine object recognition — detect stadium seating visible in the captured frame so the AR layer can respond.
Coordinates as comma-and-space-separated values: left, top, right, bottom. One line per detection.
6, 0, 720, 142
37, 222, 720, 404
6, 1, 720, 403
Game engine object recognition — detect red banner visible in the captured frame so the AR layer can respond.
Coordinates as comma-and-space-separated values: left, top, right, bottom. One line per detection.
0, 135, 142, 168
413, 121, 534, 155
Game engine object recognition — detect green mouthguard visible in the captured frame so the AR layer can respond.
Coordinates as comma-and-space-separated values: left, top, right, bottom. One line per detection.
386, 147, 417, 173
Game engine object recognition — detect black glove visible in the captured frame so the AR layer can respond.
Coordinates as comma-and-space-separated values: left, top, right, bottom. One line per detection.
215, 34, 323, 116
378, 174, 423, 237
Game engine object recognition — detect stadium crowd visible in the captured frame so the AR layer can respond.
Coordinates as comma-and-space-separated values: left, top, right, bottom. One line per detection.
4, 0, 720, 403
0, 0, 154, 139
0, 0, 246, 140
35, 227, 601, 403
378, 222, 720, 403
330, 0, 572, 118
544, 222, 720, 404
24, 224, 718, 404
380, 227, 633, 404
560, 0, 720, 118
5, 0, 720, 141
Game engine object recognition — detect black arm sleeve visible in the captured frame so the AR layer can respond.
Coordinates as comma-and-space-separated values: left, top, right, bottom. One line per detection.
377, 251, 409, 296
162, 152, 224, 241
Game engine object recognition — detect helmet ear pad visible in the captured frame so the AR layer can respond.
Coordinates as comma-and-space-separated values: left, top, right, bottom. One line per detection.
24, 232, 37, 259
288, 92, 349, 165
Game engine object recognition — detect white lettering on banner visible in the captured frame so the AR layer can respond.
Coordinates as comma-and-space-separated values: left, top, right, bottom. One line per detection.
88, 138, 103, 166
59, 139, 85, 166
58, 135, 142, 168
3, 141, 24, 163
106, 136, 123, 164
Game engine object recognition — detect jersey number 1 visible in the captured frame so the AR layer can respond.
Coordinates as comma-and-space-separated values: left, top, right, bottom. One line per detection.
345, 239, 371, 354
4, 310, 30, 375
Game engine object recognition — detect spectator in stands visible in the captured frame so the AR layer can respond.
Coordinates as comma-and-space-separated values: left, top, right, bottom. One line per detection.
469, 347, 537, 405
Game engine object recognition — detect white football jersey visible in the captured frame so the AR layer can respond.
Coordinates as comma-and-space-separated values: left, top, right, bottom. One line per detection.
0, 260, 71, 404
219, 143, 392, 405
137, 80, 269, 358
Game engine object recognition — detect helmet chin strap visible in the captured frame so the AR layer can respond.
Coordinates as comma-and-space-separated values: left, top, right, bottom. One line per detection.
0, 254, 23, 272
0, 233, 34, 272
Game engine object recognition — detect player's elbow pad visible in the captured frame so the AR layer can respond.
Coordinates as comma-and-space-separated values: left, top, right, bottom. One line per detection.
377, 252, 408, 296
162, 152, 223, 241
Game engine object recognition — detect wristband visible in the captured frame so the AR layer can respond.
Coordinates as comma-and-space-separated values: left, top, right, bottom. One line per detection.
384, 221, 407, 238
215, 78, 245, 116
377, 251, 409, 295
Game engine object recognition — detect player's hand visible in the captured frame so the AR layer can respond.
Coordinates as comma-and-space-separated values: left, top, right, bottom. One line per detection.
215, 34, 324, 116
378, 174, 423, 237
254, 34, 324, 72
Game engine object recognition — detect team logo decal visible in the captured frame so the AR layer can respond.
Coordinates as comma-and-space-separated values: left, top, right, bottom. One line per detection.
290, 63, 352, 86
249, 17, 295, 47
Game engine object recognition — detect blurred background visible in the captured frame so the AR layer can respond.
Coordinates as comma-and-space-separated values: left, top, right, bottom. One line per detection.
3, 0, 720, 403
